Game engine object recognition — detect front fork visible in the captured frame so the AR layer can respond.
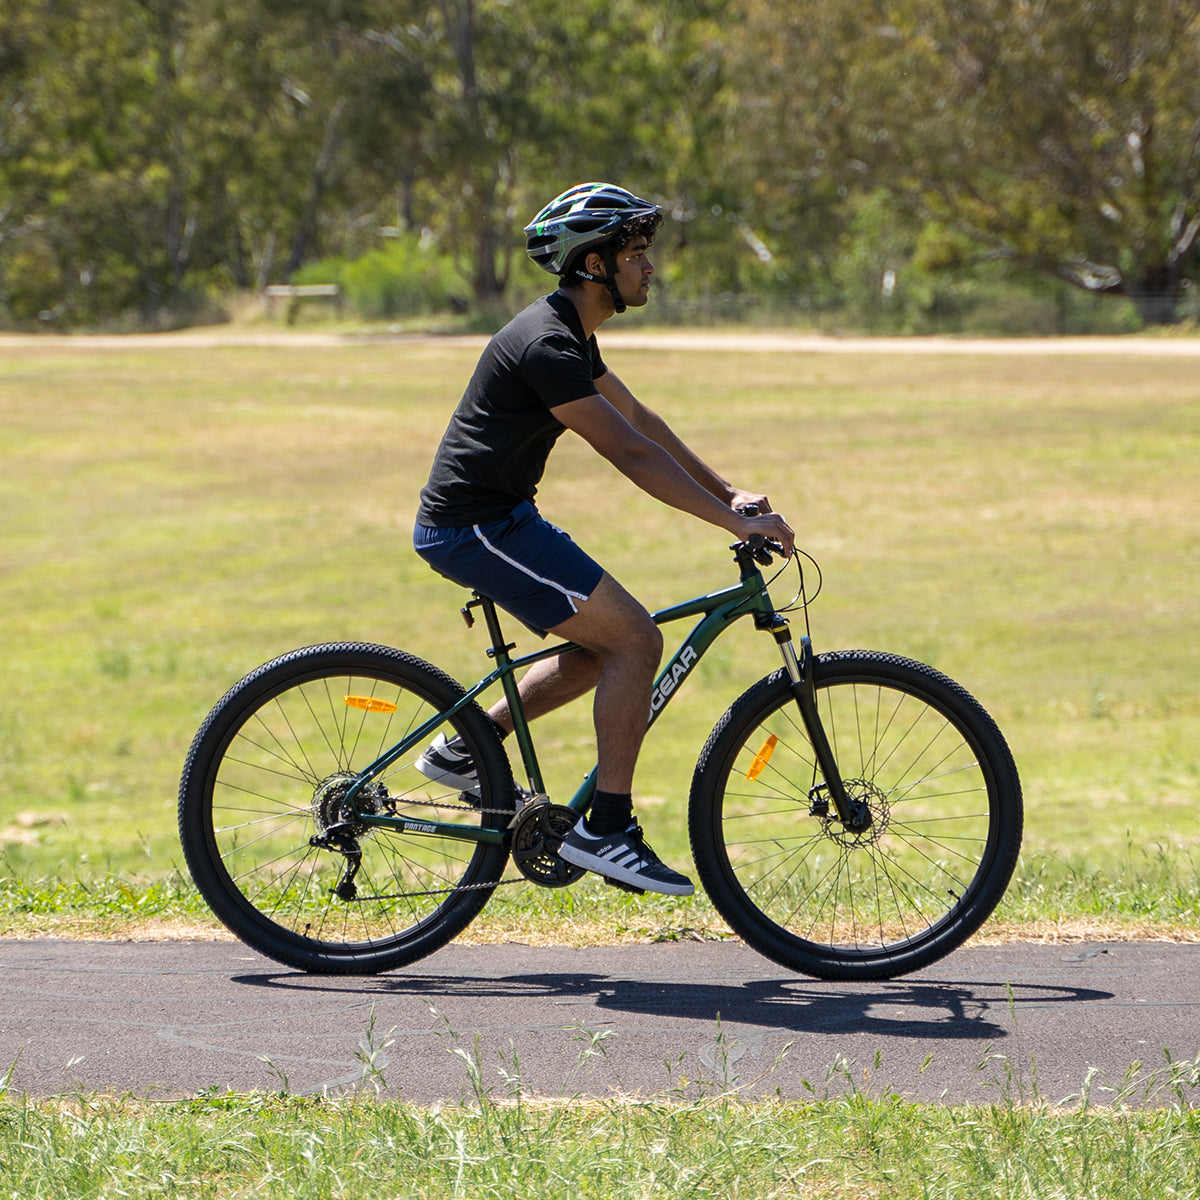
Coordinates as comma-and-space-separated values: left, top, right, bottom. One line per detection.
770, 619, 872, 833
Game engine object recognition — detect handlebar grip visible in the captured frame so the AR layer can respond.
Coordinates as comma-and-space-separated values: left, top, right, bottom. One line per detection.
736, 503, 761, 517
745, 533, 781, 566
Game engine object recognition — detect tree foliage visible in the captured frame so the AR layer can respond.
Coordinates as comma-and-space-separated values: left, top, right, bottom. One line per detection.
1, 0, 1198, 328
735, 0, 1200, 325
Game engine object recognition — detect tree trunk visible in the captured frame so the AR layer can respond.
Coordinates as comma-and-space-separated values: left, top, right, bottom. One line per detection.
284, 99, 347, 278
1127, 264, 1182, 326
472, 218, 507, 304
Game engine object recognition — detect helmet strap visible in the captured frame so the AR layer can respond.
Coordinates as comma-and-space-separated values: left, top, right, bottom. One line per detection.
601, 245, 626, 314
572, 245, 626, 315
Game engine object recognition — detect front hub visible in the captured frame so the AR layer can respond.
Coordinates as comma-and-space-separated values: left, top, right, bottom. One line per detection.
810, 779, 889, 847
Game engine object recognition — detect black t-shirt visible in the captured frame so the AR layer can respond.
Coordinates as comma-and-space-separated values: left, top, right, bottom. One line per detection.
416, 292, 607, 526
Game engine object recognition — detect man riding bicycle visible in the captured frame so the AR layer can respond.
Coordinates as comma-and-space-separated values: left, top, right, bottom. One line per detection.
413, 182, 793, 897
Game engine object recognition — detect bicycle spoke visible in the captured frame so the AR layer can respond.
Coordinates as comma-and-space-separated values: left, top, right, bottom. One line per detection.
180, 645, 514, 972
691, 652, 1020, 979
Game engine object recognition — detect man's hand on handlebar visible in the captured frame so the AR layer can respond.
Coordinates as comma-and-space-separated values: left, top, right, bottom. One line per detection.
732, 503, 794, 559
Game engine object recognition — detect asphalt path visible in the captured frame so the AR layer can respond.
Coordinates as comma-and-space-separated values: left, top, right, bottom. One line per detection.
3, 939, 1199, 1106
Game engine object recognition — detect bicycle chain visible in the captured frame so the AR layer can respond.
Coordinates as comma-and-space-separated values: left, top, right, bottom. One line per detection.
385, 788, 537, 819
352, 876, 525, 902
344, 789, 576, 902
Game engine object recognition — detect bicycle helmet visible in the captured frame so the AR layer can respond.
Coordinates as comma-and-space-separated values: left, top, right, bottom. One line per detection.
524, 183, 662, 313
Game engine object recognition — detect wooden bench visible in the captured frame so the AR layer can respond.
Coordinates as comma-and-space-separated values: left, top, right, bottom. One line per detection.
263, 283, 343, 323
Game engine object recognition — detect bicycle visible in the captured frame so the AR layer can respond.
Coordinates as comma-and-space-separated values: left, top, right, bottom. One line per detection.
178, 534, 1022, 981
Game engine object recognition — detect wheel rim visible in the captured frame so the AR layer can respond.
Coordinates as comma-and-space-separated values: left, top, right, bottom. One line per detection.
717, 675, 1000, 960
202, 667, 504, 954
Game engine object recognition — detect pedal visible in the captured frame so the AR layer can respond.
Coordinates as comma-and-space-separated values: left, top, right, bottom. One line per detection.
603, 876, 646, 896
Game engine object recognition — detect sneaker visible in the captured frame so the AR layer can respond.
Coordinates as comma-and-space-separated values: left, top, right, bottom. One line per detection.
415, 733, 533, 808
415, 733, 478, 794
558, 819, 695, 897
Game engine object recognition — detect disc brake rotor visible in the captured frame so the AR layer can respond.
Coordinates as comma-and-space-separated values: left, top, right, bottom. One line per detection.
810, 779, 891, 848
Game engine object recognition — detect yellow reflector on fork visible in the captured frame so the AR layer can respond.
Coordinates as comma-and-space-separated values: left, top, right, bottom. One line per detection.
344, 695, 398, 714
746, 733, 778, 781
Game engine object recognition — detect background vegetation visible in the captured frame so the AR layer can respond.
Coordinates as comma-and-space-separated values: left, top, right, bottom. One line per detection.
2, 0, 1199, 332
3, 0, 1198, 1181
1, 337, 1197, 941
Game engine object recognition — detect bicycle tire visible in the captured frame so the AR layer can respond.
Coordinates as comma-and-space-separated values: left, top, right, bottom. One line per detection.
178, 642, 515, 974
688, 650, 1022, 981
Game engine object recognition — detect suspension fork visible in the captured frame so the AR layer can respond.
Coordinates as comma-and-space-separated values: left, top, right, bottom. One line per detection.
770, 619, 873, 833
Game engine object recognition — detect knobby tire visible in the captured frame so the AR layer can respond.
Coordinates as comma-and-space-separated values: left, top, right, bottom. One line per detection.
689, 651, 1022, 981
178, 643, 514, 974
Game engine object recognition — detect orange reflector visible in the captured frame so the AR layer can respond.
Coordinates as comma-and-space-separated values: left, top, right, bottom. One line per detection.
746, 733, 778, 781
344, 695, 398, 714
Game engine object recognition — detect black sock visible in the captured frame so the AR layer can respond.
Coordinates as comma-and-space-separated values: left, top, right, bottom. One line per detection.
587, 789, 633, 835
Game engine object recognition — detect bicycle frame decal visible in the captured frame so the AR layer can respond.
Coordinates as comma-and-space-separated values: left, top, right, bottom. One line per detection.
649, 644, 697, 716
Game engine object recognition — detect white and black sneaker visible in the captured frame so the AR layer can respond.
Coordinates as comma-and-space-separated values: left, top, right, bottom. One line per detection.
415, 733, 533, 808
558, 819, 694, 897
415, 733, 478, 794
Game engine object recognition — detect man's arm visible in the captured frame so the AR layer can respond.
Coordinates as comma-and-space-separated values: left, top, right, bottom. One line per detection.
594, 369, 776, 516
554, 387, 794, 554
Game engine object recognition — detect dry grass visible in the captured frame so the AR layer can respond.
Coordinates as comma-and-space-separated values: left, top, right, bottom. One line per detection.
1, 332, 1198, 939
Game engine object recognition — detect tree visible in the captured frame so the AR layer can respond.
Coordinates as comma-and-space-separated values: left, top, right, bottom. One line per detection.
735, 0, 1200, 324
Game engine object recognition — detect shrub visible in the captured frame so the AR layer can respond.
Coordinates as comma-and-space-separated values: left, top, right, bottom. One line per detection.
293, 233, 464, 320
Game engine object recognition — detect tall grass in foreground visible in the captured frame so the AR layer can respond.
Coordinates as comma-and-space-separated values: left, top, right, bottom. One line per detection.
4, 1048, 1200, 1200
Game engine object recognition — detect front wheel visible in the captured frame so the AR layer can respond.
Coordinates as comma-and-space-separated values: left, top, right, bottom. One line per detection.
178, 643, 515, 973
689, 651, 1022, 981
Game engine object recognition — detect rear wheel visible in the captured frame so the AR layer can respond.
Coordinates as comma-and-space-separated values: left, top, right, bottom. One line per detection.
689, 651, 1022, 980
179, 643, 514, 973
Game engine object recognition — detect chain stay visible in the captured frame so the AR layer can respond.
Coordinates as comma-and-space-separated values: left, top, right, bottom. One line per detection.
324, 789, 554, 902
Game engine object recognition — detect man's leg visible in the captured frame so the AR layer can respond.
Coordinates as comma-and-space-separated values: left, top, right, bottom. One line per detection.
485, 573, 660, 790
485, 647, 602, 732
538, 573, 662, 792
543, 574, 693, 897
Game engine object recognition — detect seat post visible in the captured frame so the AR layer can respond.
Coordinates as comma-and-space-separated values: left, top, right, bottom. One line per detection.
471, 592, 516, 663
469, 592, 546, 800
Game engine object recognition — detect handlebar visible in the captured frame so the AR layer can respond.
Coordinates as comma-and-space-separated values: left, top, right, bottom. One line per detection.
744, 534, 783, 566
732, 504, 784, 566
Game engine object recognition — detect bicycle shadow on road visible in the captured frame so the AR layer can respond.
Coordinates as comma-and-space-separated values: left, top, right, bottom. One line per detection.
233, 968, 1114, 1044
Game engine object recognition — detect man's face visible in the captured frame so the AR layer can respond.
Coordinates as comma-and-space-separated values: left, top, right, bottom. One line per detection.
612, 236, 654, 308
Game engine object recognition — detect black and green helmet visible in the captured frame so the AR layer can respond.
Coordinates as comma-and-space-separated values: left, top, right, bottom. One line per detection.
524, 182, 662, 277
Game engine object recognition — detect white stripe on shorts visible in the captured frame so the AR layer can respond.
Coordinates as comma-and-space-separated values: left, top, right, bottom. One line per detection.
471, 523, 591, 615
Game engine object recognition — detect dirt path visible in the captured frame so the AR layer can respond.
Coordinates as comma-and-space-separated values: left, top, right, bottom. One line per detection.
4, 327, 1200, 355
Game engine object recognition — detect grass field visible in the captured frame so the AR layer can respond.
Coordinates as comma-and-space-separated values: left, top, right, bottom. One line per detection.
1, 332, 1198, 941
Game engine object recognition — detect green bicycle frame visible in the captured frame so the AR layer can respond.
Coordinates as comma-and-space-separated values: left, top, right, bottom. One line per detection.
343, 560, 785, 847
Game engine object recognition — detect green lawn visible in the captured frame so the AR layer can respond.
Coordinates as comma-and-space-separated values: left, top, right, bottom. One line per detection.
1, 334, 1198, 940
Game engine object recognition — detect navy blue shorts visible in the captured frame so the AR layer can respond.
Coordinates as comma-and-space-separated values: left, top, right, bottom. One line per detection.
413, 502, 605, 636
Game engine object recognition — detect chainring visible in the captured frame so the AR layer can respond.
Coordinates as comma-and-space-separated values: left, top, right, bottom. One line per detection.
511, 803, 585, 887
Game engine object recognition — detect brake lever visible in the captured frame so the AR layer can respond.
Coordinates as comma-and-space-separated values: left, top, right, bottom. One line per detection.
733, 506, 781, 565
746, 534, 782, 566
